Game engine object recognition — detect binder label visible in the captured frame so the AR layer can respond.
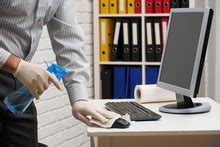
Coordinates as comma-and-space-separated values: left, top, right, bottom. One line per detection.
113, 22, 121, 44
132, 23, 138, 45
155, 23, 161, 45
101, 22, 106, 44
123, 23, 129, 44
146, 23, 153, 44
119, 0, 125, 11
162, 21, 167, 44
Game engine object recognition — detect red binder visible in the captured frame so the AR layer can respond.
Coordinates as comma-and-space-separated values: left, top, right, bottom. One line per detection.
154, 0, 162, 13
135, 0, 142, 14
145, 0, 154, 13
161, 17, 169, 48
163, 0, 170, 13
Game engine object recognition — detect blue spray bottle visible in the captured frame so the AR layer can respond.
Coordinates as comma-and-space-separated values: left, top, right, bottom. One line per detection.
3, 62, 69, 115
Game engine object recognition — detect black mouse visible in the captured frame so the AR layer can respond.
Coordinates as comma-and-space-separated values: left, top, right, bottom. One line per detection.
111, 118, 130, 128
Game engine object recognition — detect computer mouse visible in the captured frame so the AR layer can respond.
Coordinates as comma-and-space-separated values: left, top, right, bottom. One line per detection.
111, 118, 130, 128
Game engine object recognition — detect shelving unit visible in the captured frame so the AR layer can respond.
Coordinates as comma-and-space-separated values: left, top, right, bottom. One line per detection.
93, 0, 193, 99
93, 0, 168, 99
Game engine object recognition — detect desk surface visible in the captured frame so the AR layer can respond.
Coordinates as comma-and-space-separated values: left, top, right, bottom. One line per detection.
87, 98, 220, 137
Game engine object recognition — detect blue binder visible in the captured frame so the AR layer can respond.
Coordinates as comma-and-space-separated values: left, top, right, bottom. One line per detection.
113, 67, 127, 99
146, 66, 159, 84
125, 67, 130, 98
129, 67, 142, 99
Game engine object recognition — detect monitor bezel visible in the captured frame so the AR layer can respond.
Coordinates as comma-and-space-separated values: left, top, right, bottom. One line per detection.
157, 8, 211, 98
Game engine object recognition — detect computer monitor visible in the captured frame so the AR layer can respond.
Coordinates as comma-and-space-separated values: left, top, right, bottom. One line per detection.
157, 8, 213, 114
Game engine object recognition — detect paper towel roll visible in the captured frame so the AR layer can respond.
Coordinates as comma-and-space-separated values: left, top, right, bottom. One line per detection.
135, 85, 176, 103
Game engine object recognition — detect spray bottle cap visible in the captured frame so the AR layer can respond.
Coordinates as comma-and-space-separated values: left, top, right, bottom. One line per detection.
44, 61, 70, 80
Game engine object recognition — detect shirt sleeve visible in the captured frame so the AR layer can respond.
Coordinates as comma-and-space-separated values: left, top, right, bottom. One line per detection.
47, 0, 90, 104
0, 48, 11, 69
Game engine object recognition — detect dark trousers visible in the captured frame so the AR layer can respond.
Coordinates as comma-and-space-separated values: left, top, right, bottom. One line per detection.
0, 70, 38, 147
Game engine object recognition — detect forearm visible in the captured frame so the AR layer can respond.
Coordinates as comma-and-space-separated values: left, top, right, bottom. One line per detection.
2, 54, 21, 74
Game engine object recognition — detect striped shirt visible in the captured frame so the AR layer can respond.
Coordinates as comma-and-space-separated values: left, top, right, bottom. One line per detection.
0, 0, 90, 103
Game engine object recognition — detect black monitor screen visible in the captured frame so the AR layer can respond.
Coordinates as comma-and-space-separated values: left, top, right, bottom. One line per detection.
159, 12, 204, 89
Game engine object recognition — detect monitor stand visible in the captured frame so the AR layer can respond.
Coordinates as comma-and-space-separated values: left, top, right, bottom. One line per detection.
159, 93, 211, 114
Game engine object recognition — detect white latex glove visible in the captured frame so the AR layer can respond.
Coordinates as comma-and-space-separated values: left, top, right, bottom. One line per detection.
72, 101, 120, 126
13, 60, 63, 100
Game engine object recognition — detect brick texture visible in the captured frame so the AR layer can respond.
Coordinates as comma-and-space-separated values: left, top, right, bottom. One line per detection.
33, 0, 93, 146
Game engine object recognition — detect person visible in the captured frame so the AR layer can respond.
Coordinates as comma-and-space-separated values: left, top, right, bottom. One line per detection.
0, 0, 116, 146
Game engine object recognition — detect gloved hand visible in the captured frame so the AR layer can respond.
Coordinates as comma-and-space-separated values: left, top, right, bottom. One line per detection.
72, 101, 120, 126
13, 60, 64, 100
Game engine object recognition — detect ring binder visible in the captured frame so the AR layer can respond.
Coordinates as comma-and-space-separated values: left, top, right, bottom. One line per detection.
153, 18, 162, 62
111, 18, 123, 61
145, 18, 155, 62
110, 0, 118, 14
154, 0, 162, 13
100, 19, 114, 61
101, 68, 113, 99
171, 0, 181, 8
161, 17, 168, 49
181, 0, 189, 8
145, 0, 154, 14
135, 0, 142, 14
163, 0, 171, 13
131, 18, 142, 61
122, 18, 131, 61
100, 0, 110, 14
127, 0, 135, 14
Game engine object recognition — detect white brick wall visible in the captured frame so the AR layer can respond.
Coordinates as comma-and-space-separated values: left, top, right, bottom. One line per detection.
32, 0, 93, 146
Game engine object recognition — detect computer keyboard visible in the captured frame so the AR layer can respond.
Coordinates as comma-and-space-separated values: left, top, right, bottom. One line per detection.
105, 101, 161, 121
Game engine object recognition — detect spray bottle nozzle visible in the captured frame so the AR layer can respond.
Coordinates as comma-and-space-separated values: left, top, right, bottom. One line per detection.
44, 61, 70, 81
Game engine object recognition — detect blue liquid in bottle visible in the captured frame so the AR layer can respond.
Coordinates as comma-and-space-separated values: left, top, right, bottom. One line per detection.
4, 86, 34, 115
4, 62, 69, 115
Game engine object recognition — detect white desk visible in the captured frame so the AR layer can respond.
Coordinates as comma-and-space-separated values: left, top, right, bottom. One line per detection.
87, 98, 220, 147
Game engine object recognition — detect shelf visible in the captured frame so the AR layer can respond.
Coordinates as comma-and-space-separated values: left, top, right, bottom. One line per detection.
100, 62, 143, 65
99, 14, 142, 17
98, 13, 170, 18
99, 62, 161, 66
144, 13, 170, 17
144, 62, 161, 66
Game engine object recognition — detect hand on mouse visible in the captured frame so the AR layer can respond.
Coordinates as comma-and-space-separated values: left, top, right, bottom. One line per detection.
90, 114, 131, 128
72, 101, 120, 126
